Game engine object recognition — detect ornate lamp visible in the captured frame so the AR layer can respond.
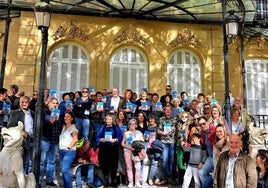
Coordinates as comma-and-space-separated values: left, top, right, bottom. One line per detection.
34, 2, 51, 29
225, 11, 240, 42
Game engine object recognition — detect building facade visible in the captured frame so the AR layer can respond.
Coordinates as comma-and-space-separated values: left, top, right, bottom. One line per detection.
0, 11, 267, 115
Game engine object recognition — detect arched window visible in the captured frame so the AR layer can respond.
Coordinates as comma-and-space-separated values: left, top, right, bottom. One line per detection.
246, 59, 268, 115
167, 49, 201, 98
110, 47, 148, 94
48, 42, 90, 99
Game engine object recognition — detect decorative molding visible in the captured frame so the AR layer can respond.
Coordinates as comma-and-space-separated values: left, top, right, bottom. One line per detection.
169, 28, 200, 48
246, 36, 267, 51
114, 24, 147, 45
52, 20, 89, 41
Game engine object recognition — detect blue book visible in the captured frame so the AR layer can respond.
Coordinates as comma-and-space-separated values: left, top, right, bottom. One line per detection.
144, 130, 150, 141
97, 102, 104, 111
126, 135, 133, 148
120, 125, 128, 134
51, 109, 60, 120
171, 91, 177, 98
105, 131, 112, 141
210, 98, 218, 107
102, 95, 107, 103
155, 102, 163, 111
88, 86, 95, 92
2, 103, 11, 115
49, 89, 57, 98
126, 102, 136, 113
164, 122, 171, 132
65, 100, 73, 111
141, 101, 149, 111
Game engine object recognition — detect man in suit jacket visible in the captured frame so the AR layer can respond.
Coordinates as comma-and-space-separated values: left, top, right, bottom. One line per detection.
8, 96, 35, 174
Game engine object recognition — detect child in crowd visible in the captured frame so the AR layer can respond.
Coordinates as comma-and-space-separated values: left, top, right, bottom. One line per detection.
74, 141, 103, 188
181, 133, 207, 188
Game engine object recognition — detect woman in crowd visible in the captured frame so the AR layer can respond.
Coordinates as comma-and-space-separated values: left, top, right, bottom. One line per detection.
135, 90, 151, 117
256, 149, 268, 188
58, 92, 72, 120
176, 111, 191, 186
213, 124, 229, 173
116, 110, 128, 185
209, 106, 224, 127
122, 89, 134, 120
90, 91, 106, 145
171, 97, 181, 117
59, 111, 78, 188
163, 95, 172, 107
147, 114, 162, 185
229, 107, 245, 134
189, 114, 202, 138
97, 114, 123, 187
121, 118, 144, 188
136, 111, 148, 134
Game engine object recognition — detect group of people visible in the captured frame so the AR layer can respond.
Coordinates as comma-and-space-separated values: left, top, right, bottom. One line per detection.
0, 84, 268, 188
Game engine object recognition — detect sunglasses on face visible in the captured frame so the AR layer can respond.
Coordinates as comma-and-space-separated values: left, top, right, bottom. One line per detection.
82, 91, 88, 93
166, 88, 171, 90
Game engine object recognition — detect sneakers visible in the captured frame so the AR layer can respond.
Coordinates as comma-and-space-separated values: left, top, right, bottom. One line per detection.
46, 181, 58, 187
154, 178, 161, 185
148, 179, 154, 185
128, 182, 134, 188
135, 182, 142, 188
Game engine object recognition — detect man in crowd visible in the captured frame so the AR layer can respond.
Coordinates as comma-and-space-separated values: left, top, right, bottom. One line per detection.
8, 96, 35, 174
213, 134, 257, 188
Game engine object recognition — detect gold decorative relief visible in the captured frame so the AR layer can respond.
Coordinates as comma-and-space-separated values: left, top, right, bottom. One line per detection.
247, 36, 267, 51
114, 24, 147, 45
169, 28, 200, 48
52, 20, 89, 41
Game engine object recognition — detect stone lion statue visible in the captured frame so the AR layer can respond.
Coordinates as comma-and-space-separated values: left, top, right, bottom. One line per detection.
248, 122, 268, 158
0, 121, 36, 188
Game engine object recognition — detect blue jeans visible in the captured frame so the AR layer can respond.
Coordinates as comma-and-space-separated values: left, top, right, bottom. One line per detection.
148, 159, 160, 180
75, 118, 90, 141
75, 164, 94, 186
39, 140, 58, 183
59, 149, 76, 188
162, 143, 175, 179
198, 156, 214, 187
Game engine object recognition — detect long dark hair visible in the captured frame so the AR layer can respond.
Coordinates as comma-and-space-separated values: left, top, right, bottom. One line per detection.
65, 110, 75, 124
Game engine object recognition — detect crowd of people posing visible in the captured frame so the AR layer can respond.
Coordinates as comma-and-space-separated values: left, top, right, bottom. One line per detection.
1, 84, 268, 188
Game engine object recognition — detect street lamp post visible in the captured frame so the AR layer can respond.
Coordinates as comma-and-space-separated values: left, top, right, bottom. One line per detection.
222, 0, 239, 133
32, 1, 51, 185
0, 0, 12, 88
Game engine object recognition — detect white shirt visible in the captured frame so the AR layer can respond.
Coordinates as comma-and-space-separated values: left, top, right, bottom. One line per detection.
23, 109, 33, 136
225, 152, 239, 188
111, 96, 120, 110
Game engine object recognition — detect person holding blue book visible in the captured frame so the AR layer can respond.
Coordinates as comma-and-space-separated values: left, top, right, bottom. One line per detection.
97, 114, 123, 187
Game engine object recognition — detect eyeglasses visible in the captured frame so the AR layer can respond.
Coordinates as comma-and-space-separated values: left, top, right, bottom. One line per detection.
182, 116, 188, 118
204, 107, 210, 110
199, 122, 206, 126
82, 91, 88, 93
